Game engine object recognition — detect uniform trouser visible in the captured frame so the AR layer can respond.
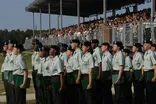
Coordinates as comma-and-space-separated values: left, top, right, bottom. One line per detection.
14, 86, 26, 104
32, 70, 38, 104
101, 80, 113, 104
124, 81, 133, 104
4, 80, 9, 104
43, 77, 53, 104
114, 83, 126, 104
145, 82, 156, 104
36, 76, 44, 104
133, 80, 145, 104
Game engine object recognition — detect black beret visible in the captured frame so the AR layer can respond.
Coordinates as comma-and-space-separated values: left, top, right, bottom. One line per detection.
82, 41, 91, 47
50, 45, 60, 51
71, 39, 80, 44
123, 49, 130, 54
32, 39, 40, 45
101, 42, 110, 47
59, 43, 68, 48
152, 44, 156, 48
67, 45, 74, 52
113, 41, 123, 46
133, 43, 142, 48
144, 40, 153, 45
4, 41, 8, 46
91, 39, 99, 44
38, 47, 49, 52
8, 40, 17, 44
13, 44, 24, 51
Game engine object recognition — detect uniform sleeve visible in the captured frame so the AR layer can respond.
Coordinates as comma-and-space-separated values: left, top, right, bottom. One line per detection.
31, 54, 34, 66
127, 57, 132, 68
150, 52, 156, 65
89, 56, 94, 69
56, 58, 64, 73
96, 49, 102, 64
64, 54, 68, 66
118, 52, 125, 66
77, 50, 83, 70
19, 58, 27, 70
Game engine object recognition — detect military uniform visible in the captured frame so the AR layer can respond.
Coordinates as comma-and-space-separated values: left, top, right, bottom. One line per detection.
132, 51, 144, 104
59, 52, 68, 67
50, 55, 64, 104
12, 54, 27, 104
143, 49, 156, 104
80, 52, 94, 104
101, 50, 113, 104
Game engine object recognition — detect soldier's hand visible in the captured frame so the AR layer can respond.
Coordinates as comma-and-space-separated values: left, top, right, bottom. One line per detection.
20, 84, 26, 89
151, 77, 156, 82
59, 87, 63, 93
11, 81, 14, 85
47, 86, 51, 90
86, 84, 92, 90
76, 79, 80, 84
115, 79, 120, 84
96, 75, 101, 80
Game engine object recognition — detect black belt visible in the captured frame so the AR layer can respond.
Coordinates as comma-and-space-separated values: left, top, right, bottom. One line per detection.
51, 75, 60, 83
112, 70, 119, 74
73, 70, 78, 74
82, 74, 89, 79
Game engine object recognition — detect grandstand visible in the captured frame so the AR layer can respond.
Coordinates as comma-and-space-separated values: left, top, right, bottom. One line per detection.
24, 0, 156, 50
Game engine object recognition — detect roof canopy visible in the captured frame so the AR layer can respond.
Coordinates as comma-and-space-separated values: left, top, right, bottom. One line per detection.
25, 0, 145, 17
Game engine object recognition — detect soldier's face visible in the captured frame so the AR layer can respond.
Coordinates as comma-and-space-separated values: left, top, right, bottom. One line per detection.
3, 45, 8, 52
132, 46, 137, 52
82, 45, 88, 53
144, 43, 150, 51
66, 50, 72, 56
151, 47, 156, 51
113, 45, 118, 52
71, 43, 76, 50
8, 43, 13, 50
13, 47, 18, 55
91, 43, 96, 49
39, 51, 44, 57
101, 45, 107, 52
123, 52, 128, 57
31, 43, 35, 49
49, 48, 55, 56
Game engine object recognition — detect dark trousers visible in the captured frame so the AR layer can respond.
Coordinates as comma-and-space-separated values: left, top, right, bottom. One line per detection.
4, 80, 9, 104
146, 82, 156, 104
66, 84, 77, 104
84, 89, 93, 104
14, 86, 26, 104
32, 70, 38, 104
36, 81, 44, 104
114, 83, 126, 104
133, 81, 145, 104
94, 80, 103, 104
101, 80, 113, 104
124, 81, 133, 104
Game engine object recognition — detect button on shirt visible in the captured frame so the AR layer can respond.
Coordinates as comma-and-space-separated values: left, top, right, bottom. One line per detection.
80, 52, 94, 74
50, 56, 64, 76
102, 51, 112, 71
112, 51, 125, 71
41, 57, 51, 77
132, 52, 143, 70
59, 52, 68, 67
73, 48, 83, 70
124, 56, 132, 71
13, 54, 27, 75
66, 56, 74, 73
143, 50, 156, 71
93, 47, 102, 67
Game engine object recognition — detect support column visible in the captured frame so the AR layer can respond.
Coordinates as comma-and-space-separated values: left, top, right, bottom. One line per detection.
40, 9, 42, 35
33, 12, 35, 37
77, 0, 80, 29
83, 17, 85, 23
60, 0, 63, 30
151, 0, 156, 42
133, 4, 138, 12
48, 3, 51, 34
103, 0, 106, 24
112, 9, 116, 17
58, 15, 60, 29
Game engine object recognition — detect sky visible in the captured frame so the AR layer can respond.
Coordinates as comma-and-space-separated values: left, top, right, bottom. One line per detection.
0, 0, 151, 31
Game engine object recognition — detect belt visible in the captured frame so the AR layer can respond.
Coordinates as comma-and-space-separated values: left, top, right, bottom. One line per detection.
82, 74, 89, 79
73, 70, 78, 74
112, 70, 119, 74
51, 75, 60, 83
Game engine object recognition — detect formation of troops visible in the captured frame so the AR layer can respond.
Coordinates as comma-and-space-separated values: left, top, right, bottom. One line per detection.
1, 38, 156, 104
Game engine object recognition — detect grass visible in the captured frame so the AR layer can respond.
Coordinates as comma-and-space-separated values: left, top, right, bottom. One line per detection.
0, 100, 36, 104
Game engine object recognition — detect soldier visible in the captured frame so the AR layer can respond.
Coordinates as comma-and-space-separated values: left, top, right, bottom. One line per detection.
65, 45, 76, 104
80, 41, 94, 104
151, 44, 156, 55
91, 39, 102, 104
143, 40, 156, 104
49, 45, 64, 104
1, 41, 9, 104
101, 42, 113, 104
132, 43, 144, 104
123, 49, 133, 104
31, 39, 42, 104
71, 39, 83, 104
112, 41, 125, 104
12, 44, 28, 104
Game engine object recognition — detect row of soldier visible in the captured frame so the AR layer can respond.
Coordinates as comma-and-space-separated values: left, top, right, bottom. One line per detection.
1, 39, 156, 104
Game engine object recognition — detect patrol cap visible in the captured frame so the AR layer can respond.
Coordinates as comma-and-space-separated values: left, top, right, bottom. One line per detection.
133, 43, 142, 48
13, 44, 24, 51
82, 41, 91, 47
32, 39, 40, 45
113, 41, 124, 49
71, 39, 80, 44
144, 40, 153, 45
91, 39, 99, 44
101, 42, 110, 48
123, 49, 131, 54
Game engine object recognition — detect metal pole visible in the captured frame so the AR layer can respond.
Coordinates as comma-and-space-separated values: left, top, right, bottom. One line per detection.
33, 12, 35, 37
48, 3, 51, 34
60, 0, 63, 30
77, 0, 80, 29
103, 0, 106, 24
112, 9, 116, 17
40, 9, 42, 35
151, 0, 155, 42
58, 15, 60, 29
